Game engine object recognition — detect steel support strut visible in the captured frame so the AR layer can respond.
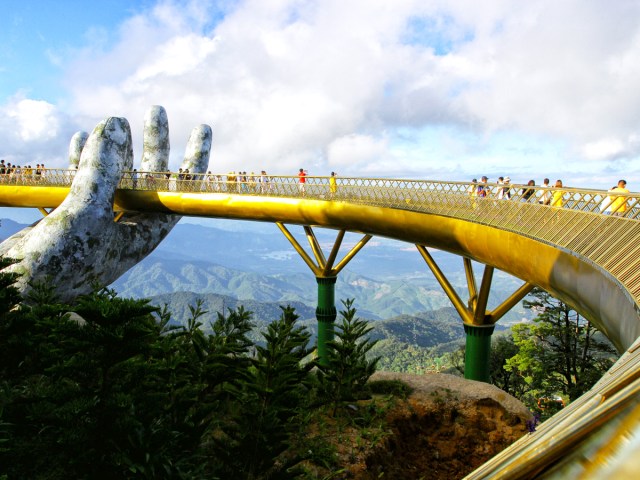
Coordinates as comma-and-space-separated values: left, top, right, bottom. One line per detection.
277, 222, 371, 365
416, 245, 534, 382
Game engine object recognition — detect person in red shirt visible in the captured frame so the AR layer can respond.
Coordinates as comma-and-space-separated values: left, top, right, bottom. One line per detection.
298, 168, 307, 195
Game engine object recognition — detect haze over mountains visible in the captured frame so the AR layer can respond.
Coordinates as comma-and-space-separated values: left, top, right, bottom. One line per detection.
1, 215, 527, 366
0, 216, 529, 327
125, 220, 525, 315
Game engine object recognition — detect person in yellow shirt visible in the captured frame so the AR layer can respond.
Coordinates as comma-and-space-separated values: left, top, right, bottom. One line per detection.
610, 179, 629, 216
329, 171, 337, 198
551, 179, 564, 207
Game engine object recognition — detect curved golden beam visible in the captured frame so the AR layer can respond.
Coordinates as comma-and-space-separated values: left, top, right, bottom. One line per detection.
2, 186, 638, 352
109, 190, 638, 352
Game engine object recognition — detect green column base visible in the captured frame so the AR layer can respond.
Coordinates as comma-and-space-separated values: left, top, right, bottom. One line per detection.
316, 276, 337, 366
463, 323, 496, 383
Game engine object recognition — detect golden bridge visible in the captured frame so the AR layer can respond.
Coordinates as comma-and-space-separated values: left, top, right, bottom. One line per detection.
1, 170, 640, 478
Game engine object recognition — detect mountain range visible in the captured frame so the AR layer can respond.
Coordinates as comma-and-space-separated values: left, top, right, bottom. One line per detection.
0, 217, 530, 324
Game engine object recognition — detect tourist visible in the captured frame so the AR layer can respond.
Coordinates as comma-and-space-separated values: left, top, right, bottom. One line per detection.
468, 179, 478, 196
601, 186, 616, 214
329, 172, 337, 198
539, 178, 551, 205
496, 176, 505, 199
610, 180, 630, 216
522, 180, 536, 202
260, 170, 271, 194
298, 168, 307, 195
477, 176, 489, 198
551, 180, 564, 208
502, 177, 511, 199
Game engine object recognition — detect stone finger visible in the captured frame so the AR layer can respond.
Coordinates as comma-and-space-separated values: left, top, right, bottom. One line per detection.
68, 131, 89, 168
180, 124, 212, 174
66, 117, 132, 214
140, 105, 170, 174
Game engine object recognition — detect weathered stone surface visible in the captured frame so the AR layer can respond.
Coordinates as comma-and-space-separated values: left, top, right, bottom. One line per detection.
0, 106, 212, 302
141, 105, 169, 172
68, 131, 89, 167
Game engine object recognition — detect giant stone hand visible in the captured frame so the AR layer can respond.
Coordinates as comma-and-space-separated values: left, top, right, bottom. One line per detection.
0, 106, 212, 301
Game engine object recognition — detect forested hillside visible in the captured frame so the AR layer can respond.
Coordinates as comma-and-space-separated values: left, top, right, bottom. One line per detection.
114, 259, 461, 319
148, 290, 500, 374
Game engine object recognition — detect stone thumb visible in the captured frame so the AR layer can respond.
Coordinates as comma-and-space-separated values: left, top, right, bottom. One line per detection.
68, 131, 89, 168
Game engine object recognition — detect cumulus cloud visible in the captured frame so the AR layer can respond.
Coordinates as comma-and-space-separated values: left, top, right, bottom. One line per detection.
7, 98, 59, 142
0, 95, 77, 166
2, 0, 640, 186
327, 134, 390, 172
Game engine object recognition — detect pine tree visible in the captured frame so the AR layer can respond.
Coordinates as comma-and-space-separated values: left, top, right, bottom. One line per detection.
318, 299, 380, 415
213, 305, 315, 479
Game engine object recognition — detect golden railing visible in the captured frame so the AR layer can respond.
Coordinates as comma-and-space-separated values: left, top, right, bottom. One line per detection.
4, 168, 639, 217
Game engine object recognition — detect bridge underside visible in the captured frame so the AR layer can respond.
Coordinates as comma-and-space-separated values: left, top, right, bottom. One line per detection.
3, 186, 639, 350
106, 189, 638, 352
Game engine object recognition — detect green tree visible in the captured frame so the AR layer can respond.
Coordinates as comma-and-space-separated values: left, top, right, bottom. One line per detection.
318, 299, 380, 415
489, 334, 529, 399
0, 278, 257, 479
0, 265, 385, 479
212, 305, 315, 479
505, 288, 617, 407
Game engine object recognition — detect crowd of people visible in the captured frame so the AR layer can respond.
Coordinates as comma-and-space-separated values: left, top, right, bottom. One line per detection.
1, 158, 633, 215
127, 169, 284, 194
125, 167, 340, 197
0, 160, 48, 182
467, 175, 631, 215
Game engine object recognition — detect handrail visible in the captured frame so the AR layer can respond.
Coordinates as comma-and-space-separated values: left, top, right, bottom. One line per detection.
2, 169, 639, 219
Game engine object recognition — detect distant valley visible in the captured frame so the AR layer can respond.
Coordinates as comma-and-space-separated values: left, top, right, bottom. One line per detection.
1, 216, 526, 371
1, 217, 530, 324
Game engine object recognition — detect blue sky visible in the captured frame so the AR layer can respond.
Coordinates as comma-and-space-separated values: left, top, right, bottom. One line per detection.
1, 0, 640, 196
0, 1, 150, 100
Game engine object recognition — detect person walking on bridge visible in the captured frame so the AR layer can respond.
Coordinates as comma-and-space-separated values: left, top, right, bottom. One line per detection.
539, 178, 551, 205
610, 180, 630, 216
329, 172, 337, 198
298, 168, 307, 195
551, 179, 564, 208
477, 176, 489, 198
522, 180, 536, 202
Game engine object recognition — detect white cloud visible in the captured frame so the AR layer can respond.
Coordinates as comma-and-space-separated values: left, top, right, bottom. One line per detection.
0, 96, 77, 167
6, 98, 60, 142
583, 138, 626, 161
1, 0, 640, 187
327, 134, 389, 172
